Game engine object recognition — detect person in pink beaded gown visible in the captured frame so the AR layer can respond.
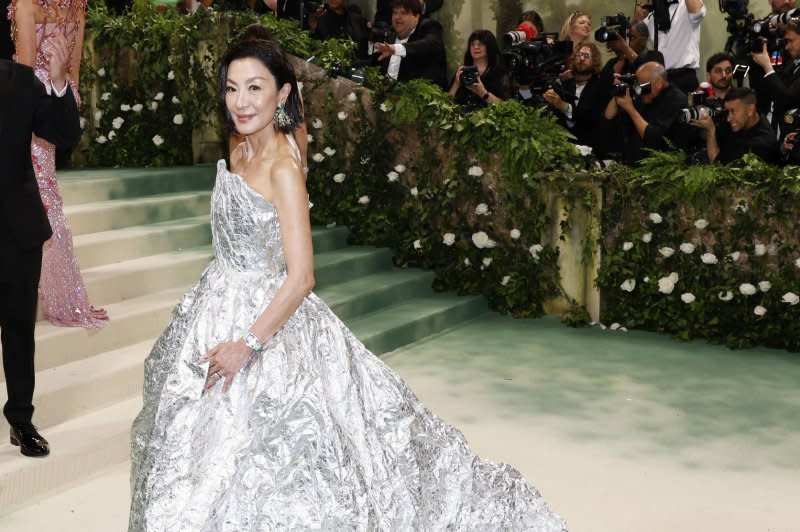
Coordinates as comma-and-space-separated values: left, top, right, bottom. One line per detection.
9, 0, 107, 328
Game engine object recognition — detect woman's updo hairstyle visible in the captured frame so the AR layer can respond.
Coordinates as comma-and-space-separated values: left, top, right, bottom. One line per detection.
217, 39, 304, 135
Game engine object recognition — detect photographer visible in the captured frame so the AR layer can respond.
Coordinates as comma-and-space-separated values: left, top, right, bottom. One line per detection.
691, 87, 778, 163
374, 0, 441, 26
602, 21, 665, 77
543, 43, 606, 149
751, 21, 800, 137
449, 30, 508, 109
309, 0, 370, 60
705, 52, 735, 99
635, 0, 706, 92
604, 61, 694, 163
371, 0, 447, 88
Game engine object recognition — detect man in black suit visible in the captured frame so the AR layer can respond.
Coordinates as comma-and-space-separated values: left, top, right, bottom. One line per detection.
751, 20, 800, 139
0, 31, 81, 457
372, 0, 447, 88
374, 0, 440, 26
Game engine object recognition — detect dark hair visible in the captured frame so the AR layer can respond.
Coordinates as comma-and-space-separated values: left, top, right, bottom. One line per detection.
724, 86, 757, 105
706, 51, 735, 73
240, 24, 273, 42
217, 40, 304, 135
518, 10, 544, 34
788, 20, 800, 34
630, 20, 649, 39
391, 0, 422, 16
463, 30, 501, 73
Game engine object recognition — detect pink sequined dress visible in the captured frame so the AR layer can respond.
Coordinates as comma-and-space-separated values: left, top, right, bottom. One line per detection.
8, 0, 108, 329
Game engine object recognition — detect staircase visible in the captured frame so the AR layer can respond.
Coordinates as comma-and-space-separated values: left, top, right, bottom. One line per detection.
0, 164, 487, 514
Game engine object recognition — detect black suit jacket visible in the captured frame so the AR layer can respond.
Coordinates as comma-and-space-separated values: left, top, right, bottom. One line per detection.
373, 19, 447, 88
760, 60, 800, 135
550, 75, 606, 148
374, 0, 442, 25
0, 60, 81, 249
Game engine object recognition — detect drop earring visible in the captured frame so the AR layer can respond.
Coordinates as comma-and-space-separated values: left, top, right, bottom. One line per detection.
274, 102, 293, 129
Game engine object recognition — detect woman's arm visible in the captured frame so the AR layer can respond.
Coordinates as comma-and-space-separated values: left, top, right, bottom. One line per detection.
69, 10, 85, 89
13, 0, 38, 67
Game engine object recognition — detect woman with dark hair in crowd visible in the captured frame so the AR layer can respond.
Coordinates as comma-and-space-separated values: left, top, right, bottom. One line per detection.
448, 29, 509, 109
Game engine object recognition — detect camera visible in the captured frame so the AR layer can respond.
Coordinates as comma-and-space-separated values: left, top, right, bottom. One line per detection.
502, 33, 572, 95
594, 14, 631, 42
720, 0, 750, 18
611, 74, 651, 98
460, 65, 479, 86
369, 21, 395, 43
678, 91, 727, 123
503, 23, 538, 47
299, 1, 324, 31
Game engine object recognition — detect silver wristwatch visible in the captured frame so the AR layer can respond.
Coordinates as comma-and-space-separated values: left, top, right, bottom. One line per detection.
243, 332, 265, 352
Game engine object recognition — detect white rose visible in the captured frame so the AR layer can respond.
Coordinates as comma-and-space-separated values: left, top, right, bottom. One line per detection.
347, 92, 357, 102
486, 239, 497, 248
669, 272, 679, 283
333, 173, 346, 183
643, 276, 650, 283
575, 144, 593, 156
79, 117, 86, 129
701, 253, 718, 264
312, 118, 323, 129
96, 67, 106, 77
93, 110, 103, 123
622, 241, 634, 251
380, 102, 390, 112
172, 114, 184, 125
642, 232, 653, 243
754, 243, 767, 256
795, 258, 800, 269
758, 281, 772, 292
358, 195, 370, 205
482, 257, 493, 267
468, 165, 484, 177
659, 246, 675, 257
149, 101, 159, 111
413, 239, 422, 250
475, 203, 489, 215
649, 212, 663, 224
132, 104, 143, 112
312, 153, 325, 163
754, 305, 767, 317
680, 243, 695, 254
464, 258, 471, 266
610, 323, 621, 330
337, 111, 348, 121
108, 130, 116, 140
171, 96, 180, 104
442, 233, 456, 246
781, 292, 800, 305
410, 187, 418, 197
111, 117, 124, 129
386, 171, 399, 182
152, 134, 164, 146
739, 283, 757, 296
323, 147, 336, 156
167, 70, 175, 80
718, 290, 734, 301
620, 278, 636, 292
529, 244, 544, 260
510, 229, 521, 240
727, 251, 741, 262
120, 104, 131, 111
658, 276, 676, 294
307, 134, 314, 143
394, 164, 406, 173
681, 292, 696, 304
154, 92, 164, 101
95, 135, 108, 144
100, 92, 111, 101
694, 219, 709, 230
501, 275, 511, 286
472, 231, 491, 249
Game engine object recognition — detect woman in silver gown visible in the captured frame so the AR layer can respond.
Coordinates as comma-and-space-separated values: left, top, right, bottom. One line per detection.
128, 39, 567, 531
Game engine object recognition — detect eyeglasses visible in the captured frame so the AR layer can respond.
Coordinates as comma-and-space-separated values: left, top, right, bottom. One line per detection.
575, 52, 592, 59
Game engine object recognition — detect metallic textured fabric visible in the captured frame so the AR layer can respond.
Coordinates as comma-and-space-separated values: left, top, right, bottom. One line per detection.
129, 160, 567, 531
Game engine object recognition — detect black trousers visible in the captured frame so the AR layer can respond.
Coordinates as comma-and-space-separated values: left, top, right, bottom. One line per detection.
0, 239, 43, 425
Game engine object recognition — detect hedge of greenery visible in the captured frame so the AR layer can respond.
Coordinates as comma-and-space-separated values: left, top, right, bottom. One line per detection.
77, 4, 800, 351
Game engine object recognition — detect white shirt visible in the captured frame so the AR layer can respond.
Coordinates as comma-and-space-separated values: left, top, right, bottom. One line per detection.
387, 27, 416, 81
644, 0, 706, 70
564, 81, 588, 121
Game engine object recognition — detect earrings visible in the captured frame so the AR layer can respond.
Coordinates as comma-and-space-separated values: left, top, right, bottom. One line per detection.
274, 102, 294, 129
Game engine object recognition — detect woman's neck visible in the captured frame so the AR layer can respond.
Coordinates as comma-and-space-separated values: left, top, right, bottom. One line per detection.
243, 124, 282, 162
474, 58, 489, 73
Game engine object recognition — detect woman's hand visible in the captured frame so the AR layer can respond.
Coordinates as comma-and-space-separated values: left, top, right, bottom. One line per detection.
202, 339, 253, 392
466, 75, 487, 96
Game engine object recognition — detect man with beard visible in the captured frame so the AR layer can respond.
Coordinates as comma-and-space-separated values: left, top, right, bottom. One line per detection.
705, 52, 735, 98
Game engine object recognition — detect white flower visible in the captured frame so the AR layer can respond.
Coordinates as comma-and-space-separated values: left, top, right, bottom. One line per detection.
380, 102, 390, 112
171, 96, 180, 104
649, 212, 663, 224
167, 70, 175, 80
132, 104, 143, 112
307, 134, 314, 143
394, 164, 406, 173
758, 281, 772, 292
410, 187, 418, 197
622, 241, 634, 251
120, 104, 131, 111
680, 243, 695, 254
795, 258, 800, 269
501, 275, 511, 286
172, 114, 184, 125
754, 243, 767, 256
111, 116, 124, 129
658, 276, 676, 294
642, 232, 653, 243
739, 283, 757, 296
79, 117, 86, 129
472, 231, 491, 249
486, 239, 497, 248
610, 322, 621, 330
413, 239, 422, 250
694, 219, 709, 230
468, 165, 484, 177
152, 134, 164, 146
727, 251, 741, 262
475, 203, 489, 215
108, 130, 116, 140
357, 195, 370, 205
659, 246, 675, 257
100, 92, 111, 101
669, 272, 679, 283
529, 244, 544, 260
96, 67, 106, 77
149, 101, 159, 111
95, 135, 108, 144
482, 257, 493, 267
718, 290, 734, 301
575, 144, 593, 156
701, 253, 718, 264
347, 92, 357, 102
643, 276, 650, 283
93, 110, 103, 123
326, 222, 337, 228
333, 173, 346, 183
154, 92, 164, 101
312, 118, 323, 129
620, 278, 636, 292
510, 229, 521, 240
781, 292, 799, 305
386, 171, 399, 182
442, 233, 456, 246
464, 258, 471, 266
754, 305, 767, 317
337, 111, 348, 121
312, 153, 325, 163
323, 147, 336, 157
681, 292, 696, 304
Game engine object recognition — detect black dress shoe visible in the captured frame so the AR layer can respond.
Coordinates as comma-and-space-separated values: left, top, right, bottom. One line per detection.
9, 423, 50, 457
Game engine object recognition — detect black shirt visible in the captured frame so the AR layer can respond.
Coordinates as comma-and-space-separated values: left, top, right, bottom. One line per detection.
716, 115, 779, 164
453, 67, 509, 109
